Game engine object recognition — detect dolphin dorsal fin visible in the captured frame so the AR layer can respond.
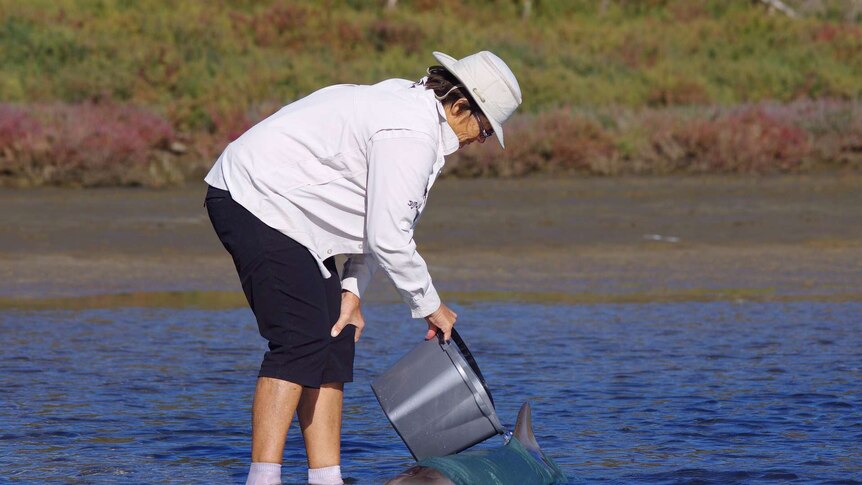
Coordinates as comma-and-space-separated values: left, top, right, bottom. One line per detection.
513, 402, 541, 453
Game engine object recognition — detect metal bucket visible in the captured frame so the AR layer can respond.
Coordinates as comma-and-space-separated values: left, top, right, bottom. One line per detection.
371, 329, 505, 459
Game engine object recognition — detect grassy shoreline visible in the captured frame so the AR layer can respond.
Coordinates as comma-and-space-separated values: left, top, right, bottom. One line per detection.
1, 0, 860, 186
3, 1, 860, 116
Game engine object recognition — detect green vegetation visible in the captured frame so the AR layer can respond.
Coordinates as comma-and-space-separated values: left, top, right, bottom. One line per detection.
0, 0, 860, 186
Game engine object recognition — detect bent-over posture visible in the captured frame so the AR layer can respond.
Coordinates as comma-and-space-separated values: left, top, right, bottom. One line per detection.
204, 50, 522, 485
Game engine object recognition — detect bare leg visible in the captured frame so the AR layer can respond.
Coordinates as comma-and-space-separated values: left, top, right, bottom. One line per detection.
251, 377, 304, 463
297, 382, 344, 468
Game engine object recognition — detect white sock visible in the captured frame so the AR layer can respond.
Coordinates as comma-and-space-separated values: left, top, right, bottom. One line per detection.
246, 462, 282, 485
308, 465, 343, 485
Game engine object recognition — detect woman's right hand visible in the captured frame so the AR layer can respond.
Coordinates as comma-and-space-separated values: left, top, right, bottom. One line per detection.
424, 302, 457, 341
331, 290, 365, 342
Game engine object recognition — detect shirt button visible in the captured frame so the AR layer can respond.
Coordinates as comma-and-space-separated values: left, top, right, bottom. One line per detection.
358, 243, 363, 250
327, 249, 332, 255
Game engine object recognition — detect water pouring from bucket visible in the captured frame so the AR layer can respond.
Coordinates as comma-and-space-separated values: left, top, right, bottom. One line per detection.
371, 329, 506, 459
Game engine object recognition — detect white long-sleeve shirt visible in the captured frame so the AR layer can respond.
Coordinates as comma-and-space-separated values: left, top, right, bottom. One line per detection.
204, 79, 460, 318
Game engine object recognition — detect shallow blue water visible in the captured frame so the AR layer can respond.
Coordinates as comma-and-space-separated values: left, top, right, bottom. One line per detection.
1, 302, 861, 484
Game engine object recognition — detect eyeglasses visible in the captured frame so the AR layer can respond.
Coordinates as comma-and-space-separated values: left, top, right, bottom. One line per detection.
473, 112, 494, 141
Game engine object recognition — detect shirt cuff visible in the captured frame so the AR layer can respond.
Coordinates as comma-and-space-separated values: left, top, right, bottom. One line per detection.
409, 285, 441, 319
341, 277, 362, 299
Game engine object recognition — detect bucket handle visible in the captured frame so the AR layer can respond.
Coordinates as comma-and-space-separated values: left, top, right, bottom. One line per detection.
437, 329, 496, 409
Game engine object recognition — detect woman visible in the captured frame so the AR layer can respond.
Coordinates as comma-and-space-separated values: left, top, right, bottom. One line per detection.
204, 50, 521, 485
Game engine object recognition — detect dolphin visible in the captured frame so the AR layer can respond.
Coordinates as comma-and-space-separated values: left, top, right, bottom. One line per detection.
384, 402, 567, 484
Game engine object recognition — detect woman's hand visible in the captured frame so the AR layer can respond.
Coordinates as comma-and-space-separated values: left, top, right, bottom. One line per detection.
331, 290, 365, 343
424, 302, 457, 341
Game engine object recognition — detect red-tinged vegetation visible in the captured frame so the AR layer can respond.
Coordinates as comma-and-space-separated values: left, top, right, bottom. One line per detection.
642, 107, 810, 173
0, 105, 43, 153
450, 110, 618, 177
237, 3, 310, 49
367, 19, 425, 55
0, 103, 175, 187
1, 99, 860, 187
447, 100, 861, 177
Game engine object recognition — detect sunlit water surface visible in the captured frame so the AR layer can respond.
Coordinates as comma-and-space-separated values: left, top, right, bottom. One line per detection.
1, 302, 861, 484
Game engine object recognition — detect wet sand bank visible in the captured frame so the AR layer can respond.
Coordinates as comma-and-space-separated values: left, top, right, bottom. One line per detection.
1, 176, 860, 307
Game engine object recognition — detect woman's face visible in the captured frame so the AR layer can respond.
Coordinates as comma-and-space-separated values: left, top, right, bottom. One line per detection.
444, 99, 494, 149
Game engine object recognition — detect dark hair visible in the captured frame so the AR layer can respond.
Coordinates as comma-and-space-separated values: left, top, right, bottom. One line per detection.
420, 66, 484, 117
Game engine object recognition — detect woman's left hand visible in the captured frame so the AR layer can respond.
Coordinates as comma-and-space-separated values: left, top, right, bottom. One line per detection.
331, 290, 365, 342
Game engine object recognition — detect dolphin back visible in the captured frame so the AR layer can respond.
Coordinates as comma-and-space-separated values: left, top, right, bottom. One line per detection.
386, 403, 567, 485
410, 403, 566, 485
412, 436, 564, 485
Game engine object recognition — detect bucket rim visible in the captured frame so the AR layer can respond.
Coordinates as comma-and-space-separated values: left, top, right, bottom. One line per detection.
448, 330, 495, 407
442, 330, 506, 434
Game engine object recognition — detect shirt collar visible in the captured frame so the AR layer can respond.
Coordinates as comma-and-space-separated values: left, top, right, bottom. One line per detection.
435, 99, 460, 156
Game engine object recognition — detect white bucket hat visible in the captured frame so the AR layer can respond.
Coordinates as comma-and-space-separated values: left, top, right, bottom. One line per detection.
432, 50, 522, 148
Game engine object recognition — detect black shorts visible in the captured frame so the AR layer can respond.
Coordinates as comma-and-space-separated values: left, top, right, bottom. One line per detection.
205, 185, 354, 387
